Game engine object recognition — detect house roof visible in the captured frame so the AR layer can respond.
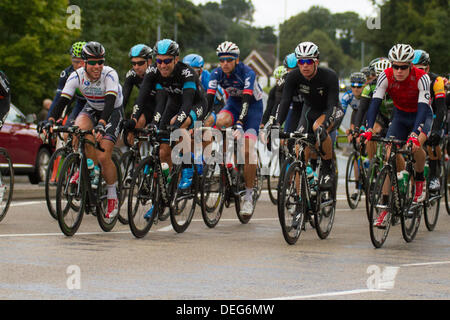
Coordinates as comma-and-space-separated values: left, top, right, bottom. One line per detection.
244, 49, 274, 77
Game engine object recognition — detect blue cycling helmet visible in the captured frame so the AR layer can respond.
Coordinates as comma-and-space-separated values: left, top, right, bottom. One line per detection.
183, 54, 204, 68
154, 39, 179, 56
283, 53, 297, 69
412, 49, 431, 66
129, 44, 153, 60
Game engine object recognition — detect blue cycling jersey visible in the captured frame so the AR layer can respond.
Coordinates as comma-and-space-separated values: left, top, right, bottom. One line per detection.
340, 90, 361, 114
207, 62, 263, 102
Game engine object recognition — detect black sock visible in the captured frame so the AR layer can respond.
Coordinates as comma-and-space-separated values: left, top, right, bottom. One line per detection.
429, 160, 437, 177
382, 195, 389, 205
415, 171, 424, 181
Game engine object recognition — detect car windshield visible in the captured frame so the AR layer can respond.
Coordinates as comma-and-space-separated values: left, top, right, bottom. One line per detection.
5, 104, 26, 124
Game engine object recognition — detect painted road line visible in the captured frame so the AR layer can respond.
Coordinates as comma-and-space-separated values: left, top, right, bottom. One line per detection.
268, 288, 385, 300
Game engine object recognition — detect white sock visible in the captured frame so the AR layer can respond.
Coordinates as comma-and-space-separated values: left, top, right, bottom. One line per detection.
245, 188, 253, 202
107, 184, 117, 199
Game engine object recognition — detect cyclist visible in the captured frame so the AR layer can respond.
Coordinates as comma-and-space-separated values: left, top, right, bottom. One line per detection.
0, 70, 10, 126
360, 43, 432, 227
354, 58, 393, 161
122, 44, 154, 144
341, 71, 366, 201
46, 41, 87, 127
206, 41, 264, 216
412, 49, 447, 191
182, 53, 225, 127
275, 41, 340, 190
47, 41, 124, 219
262, 65, 287, 128
145, 39, 207, 189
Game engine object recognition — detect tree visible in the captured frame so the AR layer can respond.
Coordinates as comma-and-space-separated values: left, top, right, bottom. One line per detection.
0, 0, 79, 114
220, 0, 255, 23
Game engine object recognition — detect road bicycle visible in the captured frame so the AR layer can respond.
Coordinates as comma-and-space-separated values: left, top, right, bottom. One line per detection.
0, 146, 13, 222
277, 131, 337, 245
55, 126, 122, 236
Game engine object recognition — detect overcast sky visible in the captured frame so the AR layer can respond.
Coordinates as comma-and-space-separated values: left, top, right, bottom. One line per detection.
191, 0, 379, 28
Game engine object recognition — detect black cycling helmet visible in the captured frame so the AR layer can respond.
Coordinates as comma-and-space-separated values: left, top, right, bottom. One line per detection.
360, 66, 371, 78
350, 72, 366, 87
81, 41, 105, 60
129, 44, 153, 60
154, 39, 179, 57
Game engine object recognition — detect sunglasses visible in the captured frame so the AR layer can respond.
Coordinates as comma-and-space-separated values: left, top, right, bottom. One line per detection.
219, 57, 236, 63
86, 59, 105, 66
351, 85, 364, 88
131, 61, 147, 66
392, 64, 410, 70
156, 58, 174, 65
298, 59, 315, 65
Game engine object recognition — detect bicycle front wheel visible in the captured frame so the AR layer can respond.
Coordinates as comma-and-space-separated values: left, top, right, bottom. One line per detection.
169, 164, 197, 233
368, 166, 393, 248
118, 150, 137, 225
423, 177, 440, 231
278, 162, 306, 245
200, 162, 225, 228
345, 152, 363, 209
128, 157, 159, 238
45, 147, 67, 220
401, 172, 422, 242
0, 148, 14, 222
56, 153, 85, 236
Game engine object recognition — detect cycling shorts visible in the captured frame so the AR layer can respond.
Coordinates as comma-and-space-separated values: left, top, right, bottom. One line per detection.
78, 105, 124, 144
219, 97, 263, 140
385, 108, 432, 141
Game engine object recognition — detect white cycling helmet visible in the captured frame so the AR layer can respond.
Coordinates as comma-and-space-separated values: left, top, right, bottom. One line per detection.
216, 41, 240, 57
295, 41, 320, 59
373, 59, 392, 76
388, 44, 415, 63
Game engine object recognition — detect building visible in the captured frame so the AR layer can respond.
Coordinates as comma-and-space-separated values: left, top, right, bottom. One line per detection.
243, 48, 275, 88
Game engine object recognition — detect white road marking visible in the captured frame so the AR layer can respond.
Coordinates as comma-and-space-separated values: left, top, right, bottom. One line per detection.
268, 288, 385, 300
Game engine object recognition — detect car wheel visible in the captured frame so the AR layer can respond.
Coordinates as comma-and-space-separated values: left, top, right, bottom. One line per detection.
29, 148, 51, 184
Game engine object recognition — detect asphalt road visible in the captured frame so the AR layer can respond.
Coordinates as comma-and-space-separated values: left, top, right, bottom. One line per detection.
0, 181, 449, 301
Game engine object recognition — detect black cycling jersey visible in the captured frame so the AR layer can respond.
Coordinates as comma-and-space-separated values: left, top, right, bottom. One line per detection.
275, 67, 339, 129
122, 69, 146, 110
141, 61, 206, 128
262, 80, 284, 125
0, 70, 11, 123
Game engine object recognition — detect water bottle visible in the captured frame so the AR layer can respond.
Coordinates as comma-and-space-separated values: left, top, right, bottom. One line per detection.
363, 158, 370, 170
161, 162, 171, 183
87, 158, 94, 171
424, 164, 429, 180
306, 165, 317, 196
397, 170, 409, 194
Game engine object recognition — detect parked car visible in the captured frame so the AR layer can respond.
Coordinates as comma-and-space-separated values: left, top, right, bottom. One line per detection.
0, 103, 54, 184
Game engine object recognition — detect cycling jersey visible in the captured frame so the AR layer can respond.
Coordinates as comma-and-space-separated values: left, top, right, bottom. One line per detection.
367, 66, 432, 136
207, 62, 263, 138
341, 90, 361, 113
428, 72, 447, 133
262, 78, 285, 125
145, 62, 206, 128
199, 69, 225, 115
276, 67, 340, 131
122, 69, 146, 109
47, 65, 86, 123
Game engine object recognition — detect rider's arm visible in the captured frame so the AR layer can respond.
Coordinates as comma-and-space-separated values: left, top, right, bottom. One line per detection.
173, 84, 197, 128
262, 86, 276, 125
236, 69, 257, 124
48, 70, 79, 120
132, 69, 156, 122
431, 76, 447, 132
275, 71, 296, 125
206, 69, 219, 114
121, 70, 135, 111
47, 69, 69, 120
100, 70, 120, 123
366, 72, 388, 129
322, 70, 340, 129
150, 88, 167, 126
412, 74, 432, 136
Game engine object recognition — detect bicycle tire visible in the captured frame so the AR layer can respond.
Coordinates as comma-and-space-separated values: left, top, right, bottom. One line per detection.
45, 147, 68, 220
56, 153, 86, 236
118, 150, 136, 225
345, 151, 362, 210
365, 159, 380, 222
169, 164, 197, 233
315, 169, 337, 240
200, 162, 225, 228
127, 157, 159, 238
278, 162, 305, 245
445, 160, 450, 215
234, 164, 258, 224
96, 155, 122, 232
400, 170, 421, 243
0, 148, 14, 222
368, 166, 393, 248
423, 174, 440, 231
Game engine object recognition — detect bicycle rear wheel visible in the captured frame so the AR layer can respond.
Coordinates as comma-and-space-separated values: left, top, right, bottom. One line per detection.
423, 176, 440, 231
0, 148, 14, 222
128, 157, 159, 238
234, 164, 259, 224
315, 179, 337, 239
401, 172, 422, 242
368, 166, 393, 248
45, 147, 67, 220
365, 158, 380, 222
345, 152, 363, 209
169, 164, 197, 233
445, 160, 450, 215
200, 162, 225, 228
96, 155, 122, 232
278, 162, 306, 245
56, 153, 85, 236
